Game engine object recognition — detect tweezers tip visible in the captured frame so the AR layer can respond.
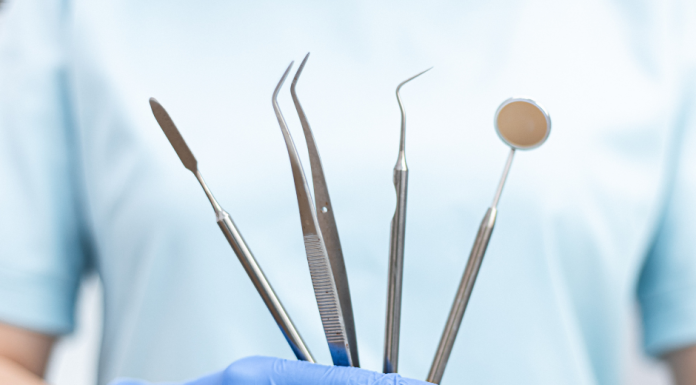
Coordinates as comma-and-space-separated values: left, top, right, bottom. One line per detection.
293, 53, 311, 86
274, 61, 296, 101
282, 61, 295, 77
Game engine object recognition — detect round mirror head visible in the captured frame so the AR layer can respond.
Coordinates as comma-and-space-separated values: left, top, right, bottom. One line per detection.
494, 97, 551, 150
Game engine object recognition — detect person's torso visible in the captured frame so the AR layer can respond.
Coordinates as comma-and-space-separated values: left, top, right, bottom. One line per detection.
64, 1, 688, 383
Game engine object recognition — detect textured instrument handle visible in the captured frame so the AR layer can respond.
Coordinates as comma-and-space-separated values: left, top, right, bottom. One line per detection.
303, 234, 353, 366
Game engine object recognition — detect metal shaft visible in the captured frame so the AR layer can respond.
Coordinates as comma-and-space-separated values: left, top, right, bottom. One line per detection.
491, 149, 515, 208
149, 98, 314, 363
384, 158, 408, 374
426, 148, 515, 383
195, 171, 315, 363
426, 208, 496, 384
217, 213, 314, 362
383, 68, 430, 373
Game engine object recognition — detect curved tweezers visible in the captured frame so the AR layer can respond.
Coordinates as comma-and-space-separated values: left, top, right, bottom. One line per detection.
290, 53, 360, 367
273, 61, 354, 367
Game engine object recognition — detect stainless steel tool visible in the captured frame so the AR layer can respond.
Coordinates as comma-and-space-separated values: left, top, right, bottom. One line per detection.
272, 62, 354, 367
427, 97, 551, 384
383, 68, 431, 374
149, 98, 314, 363
290, 53, 360, 367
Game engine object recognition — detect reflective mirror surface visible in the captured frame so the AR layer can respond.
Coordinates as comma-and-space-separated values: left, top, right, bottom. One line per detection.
494, 98, 550, 149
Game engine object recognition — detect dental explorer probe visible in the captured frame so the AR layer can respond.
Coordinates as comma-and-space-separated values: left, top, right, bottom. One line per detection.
149, 98, 314, 363
291, 53, 360, 367
273, 62, 354, 367
383, 68, 431, 374
427, 98, 551, 384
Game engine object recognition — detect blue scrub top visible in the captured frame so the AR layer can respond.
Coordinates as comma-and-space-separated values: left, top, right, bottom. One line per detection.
1, 0, 696, 384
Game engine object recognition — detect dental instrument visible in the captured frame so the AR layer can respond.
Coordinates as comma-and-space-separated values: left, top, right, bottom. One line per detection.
272, 62, 354, 367
383, 68, 431, 374
149, 98, 315, 363
290, 53, 360, 367
427, 97, 551, 384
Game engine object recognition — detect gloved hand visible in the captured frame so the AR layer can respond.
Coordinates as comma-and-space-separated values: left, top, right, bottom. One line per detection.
111, 355, 431, 385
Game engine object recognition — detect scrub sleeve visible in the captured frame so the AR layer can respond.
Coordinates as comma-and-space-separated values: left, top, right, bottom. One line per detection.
0, 0, 89, 335
638, 71, 696, 356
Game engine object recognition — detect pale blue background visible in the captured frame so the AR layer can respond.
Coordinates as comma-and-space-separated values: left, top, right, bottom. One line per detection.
1, 1, 696, 384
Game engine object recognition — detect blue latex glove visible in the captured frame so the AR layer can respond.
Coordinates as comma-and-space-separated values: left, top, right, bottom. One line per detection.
111, 356, 431, 385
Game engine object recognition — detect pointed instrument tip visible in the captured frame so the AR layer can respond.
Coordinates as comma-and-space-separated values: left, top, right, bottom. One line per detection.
397, 66, 433, 92
421, 66, 434, 77
274, 61, 295, 101
293, 53, 311, 86
149, 97, 198, 173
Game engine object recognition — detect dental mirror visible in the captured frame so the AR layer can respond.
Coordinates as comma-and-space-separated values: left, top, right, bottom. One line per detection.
495, 97, 551, 150
427, 97, 551, 384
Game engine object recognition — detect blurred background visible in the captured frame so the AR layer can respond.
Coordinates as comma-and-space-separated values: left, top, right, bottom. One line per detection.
0, 1, 691, 384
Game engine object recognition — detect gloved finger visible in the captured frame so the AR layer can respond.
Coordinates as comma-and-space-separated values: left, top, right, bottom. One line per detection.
224, 356, 432, 385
